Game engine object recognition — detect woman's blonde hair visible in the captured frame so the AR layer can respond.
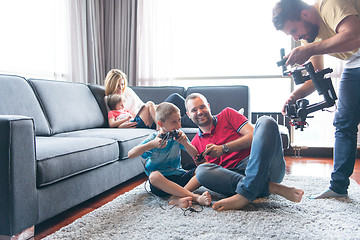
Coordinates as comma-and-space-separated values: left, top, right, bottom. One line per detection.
104, 69, 128, 96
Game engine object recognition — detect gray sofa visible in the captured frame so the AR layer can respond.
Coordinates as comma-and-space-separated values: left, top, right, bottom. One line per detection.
0, 74, 287, 238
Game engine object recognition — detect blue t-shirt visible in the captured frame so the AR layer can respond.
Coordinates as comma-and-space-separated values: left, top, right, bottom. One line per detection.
141, 132, 187, 177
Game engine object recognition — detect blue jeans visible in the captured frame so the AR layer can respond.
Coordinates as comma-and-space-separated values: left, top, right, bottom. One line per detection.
196, 116, 285, 201
331, 67, 360, 194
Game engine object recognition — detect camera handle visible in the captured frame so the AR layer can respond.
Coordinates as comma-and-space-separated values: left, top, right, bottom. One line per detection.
276, 48, 287, 76
304, 62, 337, 107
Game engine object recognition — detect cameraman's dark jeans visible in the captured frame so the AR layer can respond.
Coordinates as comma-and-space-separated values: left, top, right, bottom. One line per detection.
332, 67, 360, 194
165, 93, 197, 128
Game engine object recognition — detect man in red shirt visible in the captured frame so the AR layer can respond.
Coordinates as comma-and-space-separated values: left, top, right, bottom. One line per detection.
186, 93, 304, 210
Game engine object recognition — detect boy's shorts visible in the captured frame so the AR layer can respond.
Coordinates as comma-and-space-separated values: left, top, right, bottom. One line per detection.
132, 116, 156, 129
149, 168, 196, 197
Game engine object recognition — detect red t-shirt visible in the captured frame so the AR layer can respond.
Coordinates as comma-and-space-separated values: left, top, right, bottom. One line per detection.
191, 107, 251, 169
108, 109, 134, 120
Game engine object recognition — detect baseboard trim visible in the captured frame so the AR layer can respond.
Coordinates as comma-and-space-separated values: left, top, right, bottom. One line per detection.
284, 147, 333, 158
285, 146, 360, 158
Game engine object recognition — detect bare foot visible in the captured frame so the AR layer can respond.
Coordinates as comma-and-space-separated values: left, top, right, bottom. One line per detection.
269, 182, 304, 202
169, 196, 193, 208
212, 194, 249, 211
194, 191, 212, 206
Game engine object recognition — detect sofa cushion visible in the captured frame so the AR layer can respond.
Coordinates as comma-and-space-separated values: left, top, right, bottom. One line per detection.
28, 79, 106, 134
131, 86, 185, 104
36, 136, 119, 187
0, 75, 51, 136
54, 128, 155, 161
186, 85, 249, 117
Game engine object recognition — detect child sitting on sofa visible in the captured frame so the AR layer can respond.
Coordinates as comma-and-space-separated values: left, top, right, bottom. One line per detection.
107, 94, 156, 129
127, 102, 211, 208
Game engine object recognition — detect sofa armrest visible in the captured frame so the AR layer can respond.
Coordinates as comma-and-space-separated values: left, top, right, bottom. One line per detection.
0, 115, 38, 236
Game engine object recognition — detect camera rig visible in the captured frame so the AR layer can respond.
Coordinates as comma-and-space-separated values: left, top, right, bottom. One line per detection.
277, 48, 337, 131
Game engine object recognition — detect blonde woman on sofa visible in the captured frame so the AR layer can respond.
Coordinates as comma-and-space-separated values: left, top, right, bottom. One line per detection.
105, 69, 154, 128
104, 69, 197, 128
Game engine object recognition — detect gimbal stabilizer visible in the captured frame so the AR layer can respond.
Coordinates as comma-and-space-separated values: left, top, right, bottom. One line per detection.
277, 48, 337, 131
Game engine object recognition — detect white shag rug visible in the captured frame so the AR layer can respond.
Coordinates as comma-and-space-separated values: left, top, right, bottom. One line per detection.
44, 175, 360, 240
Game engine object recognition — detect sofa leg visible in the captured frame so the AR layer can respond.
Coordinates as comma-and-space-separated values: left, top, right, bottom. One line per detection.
0, 226, 34, 240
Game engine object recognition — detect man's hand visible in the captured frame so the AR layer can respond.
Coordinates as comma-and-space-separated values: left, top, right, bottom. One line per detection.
204, 143, 223, 158
194, 154, 207, 166
281, 94, 296, 115
285, 45, 312, 66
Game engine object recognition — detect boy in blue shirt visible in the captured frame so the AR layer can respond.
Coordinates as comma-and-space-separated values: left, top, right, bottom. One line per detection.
128, 102, 211, 208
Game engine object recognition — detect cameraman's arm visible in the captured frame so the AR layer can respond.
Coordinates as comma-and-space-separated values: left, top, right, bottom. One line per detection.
281, 56, 324, 114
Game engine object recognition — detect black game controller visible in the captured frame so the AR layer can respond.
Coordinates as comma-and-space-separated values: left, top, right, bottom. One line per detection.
159, 130, 180, 140
197, 150, 210, 161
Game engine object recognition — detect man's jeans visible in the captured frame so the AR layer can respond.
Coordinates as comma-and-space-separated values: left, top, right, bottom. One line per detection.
332, 67, 360, 194
196, 116, 285, 201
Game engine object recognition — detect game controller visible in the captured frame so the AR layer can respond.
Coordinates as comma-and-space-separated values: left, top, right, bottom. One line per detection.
197, 150, 211, 161
159, 130, 180, 140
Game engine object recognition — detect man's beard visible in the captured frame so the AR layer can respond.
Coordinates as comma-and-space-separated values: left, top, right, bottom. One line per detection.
304, 20, 319, 43
193, 112, 212, 127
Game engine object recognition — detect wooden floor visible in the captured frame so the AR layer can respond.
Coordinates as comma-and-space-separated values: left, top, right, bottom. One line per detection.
33, 156, 360, 239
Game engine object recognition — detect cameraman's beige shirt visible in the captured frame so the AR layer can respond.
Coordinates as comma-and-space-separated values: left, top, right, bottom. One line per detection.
302, 0, 360, 63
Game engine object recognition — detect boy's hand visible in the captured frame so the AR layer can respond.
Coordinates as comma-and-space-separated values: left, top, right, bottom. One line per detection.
152, 134, 167, 148
175, 130, 188, 145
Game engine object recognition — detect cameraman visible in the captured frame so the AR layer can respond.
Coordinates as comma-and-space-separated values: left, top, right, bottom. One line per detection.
272, 0, 360, 199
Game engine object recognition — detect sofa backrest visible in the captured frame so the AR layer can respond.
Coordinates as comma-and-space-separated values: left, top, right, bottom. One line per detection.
186, 85, 249, 117
87, 84, 108, 126
130, 85, 249, 117
28, 79, 107, 134
131, 86, 185, 104
0, 74, 51, 136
